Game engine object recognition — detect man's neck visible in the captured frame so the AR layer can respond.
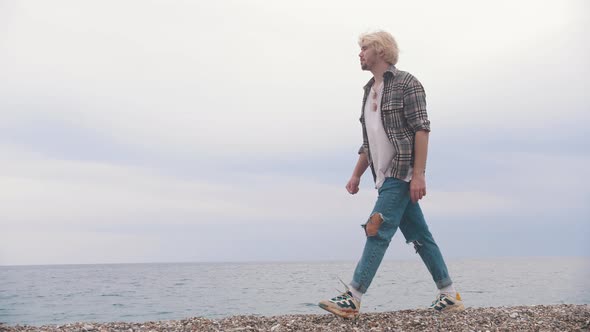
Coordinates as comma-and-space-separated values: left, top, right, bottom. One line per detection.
370, 62, 390, 85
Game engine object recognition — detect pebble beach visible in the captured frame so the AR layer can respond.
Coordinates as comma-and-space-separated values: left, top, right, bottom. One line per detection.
2, 304, 589, 332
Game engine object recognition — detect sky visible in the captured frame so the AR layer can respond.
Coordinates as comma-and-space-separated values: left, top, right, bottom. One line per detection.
1, 0, 589, 265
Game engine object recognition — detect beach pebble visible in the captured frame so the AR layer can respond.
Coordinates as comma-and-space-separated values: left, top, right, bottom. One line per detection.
2, 304, 589, 332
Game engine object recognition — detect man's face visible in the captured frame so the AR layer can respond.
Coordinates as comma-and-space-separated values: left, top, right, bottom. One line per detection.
359, 42, 379, 71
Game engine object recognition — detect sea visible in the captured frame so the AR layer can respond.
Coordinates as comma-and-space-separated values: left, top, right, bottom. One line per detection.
1, 257, 589, 326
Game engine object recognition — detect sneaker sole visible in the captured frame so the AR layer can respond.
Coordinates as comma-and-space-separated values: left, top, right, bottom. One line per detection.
437, 303, 465, 313
318, 302, 359, 319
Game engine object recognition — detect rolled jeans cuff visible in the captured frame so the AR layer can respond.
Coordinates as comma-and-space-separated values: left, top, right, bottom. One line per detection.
436, 277, 453, 290
349, 280, 367, 294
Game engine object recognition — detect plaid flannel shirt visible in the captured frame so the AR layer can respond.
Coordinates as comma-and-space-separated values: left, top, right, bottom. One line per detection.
359, 65, 431, 182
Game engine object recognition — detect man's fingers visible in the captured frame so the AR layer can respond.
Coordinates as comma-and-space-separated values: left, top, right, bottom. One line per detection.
410, 188, 427, 203
346, 183, 359, 194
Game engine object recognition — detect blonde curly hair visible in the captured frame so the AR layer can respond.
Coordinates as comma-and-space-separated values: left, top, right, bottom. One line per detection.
358, 30, 399, 65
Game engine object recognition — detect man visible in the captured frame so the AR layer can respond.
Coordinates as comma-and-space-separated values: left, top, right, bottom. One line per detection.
318, 31, 464, 319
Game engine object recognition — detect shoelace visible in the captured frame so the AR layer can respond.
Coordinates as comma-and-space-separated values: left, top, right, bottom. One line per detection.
337, 278, 349, 291
431, 293, 447, 306
332, 278, 352, 300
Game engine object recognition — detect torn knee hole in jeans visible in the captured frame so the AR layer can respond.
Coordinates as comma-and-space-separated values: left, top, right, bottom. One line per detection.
410, 240, 423, 253
361, 213, 383, 237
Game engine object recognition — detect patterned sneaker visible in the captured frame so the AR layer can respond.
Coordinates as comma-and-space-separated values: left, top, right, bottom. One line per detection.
318, 284, 360, 319
429, 292, 465, 313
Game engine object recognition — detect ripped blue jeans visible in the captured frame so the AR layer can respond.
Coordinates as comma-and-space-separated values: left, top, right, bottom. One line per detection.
350, 177, 452, 294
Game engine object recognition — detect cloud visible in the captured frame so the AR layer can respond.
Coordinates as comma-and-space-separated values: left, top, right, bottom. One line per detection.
0, 145, 362, 229
1, 0, 589, 264
0, 230, 159, 265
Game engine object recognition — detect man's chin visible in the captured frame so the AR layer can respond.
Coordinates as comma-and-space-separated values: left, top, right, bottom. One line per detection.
361, 64, 369, 70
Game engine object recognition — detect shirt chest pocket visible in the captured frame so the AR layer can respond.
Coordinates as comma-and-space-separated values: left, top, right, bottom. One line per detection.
381, 99, 406, 129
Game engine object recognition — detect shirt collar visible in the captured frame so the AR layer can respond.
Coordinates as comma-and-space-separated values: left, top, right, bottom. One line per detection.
363, 64, 398, 90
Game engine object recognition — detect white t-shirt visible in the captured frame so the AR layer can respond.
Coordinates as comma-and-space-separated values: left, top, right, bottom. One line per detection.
364, 82, 412, 189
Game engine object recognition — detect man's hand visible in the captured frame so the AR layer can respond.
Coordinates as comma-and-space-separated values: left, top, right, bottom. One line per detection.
346, 176, 361, 194
410, 174, 427, 203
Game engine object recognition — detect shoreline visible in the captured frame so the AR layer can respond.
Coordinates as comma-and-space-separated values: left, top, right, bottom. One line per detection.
2, 304, 589, 331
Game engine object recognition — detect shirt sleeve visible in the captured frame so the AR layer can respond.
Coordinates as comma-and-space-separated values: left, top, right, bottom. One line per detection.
358, 145, 367, 155
403, 78, 431, 132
